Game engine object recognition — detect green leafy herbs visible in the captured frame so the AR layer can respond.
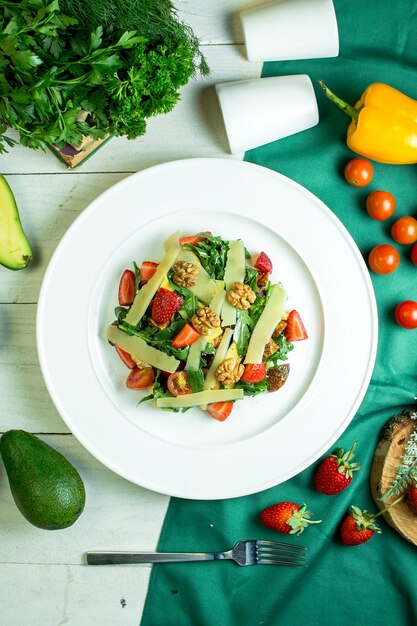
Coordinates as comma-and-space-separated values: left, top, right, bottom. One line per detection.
186, 368, 205, 393
167, 280, 199, 321
265, 334, 294, 366
182, 234, 229, 280
119, 320, 189, 360
233, 309, 254, 358
244, 266, 259, 292
381, 427, 417, 502
0, 0, 208, 153
140, 372, 184, 413
235, 379, 269, 397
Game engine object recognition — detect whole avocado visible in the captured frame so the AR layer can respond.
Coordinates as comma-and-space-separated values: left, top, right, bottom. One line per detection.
0, 430, 86, 530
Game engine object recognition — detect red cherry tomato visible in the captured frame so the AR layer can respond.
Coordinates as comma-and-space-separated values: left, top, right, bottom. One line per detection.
167, 371, 192, 396
344, 158, 373, 187
411, 243, 417, 266
391, 216, 417, 245
118, 269, 136, 306
115, 345, 136, 369
368, 245, 400, 275
126, 367, 155, 390
207, 401, 234, 422
366, 191, 396, 221
394, 301, 417, 329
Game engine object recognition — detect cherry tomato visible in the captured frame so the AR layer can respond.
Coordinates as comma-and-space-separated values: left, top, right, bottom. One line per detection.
115, 345, 136, 369
366, 190, 396, 221
126, 367, 155, 390
368, 245, 400, 275
394, 301, 417, 329
411, 243, 417, 266
344, 158, 373, 187
391, 216, 417, 245
167, 371, 192, 396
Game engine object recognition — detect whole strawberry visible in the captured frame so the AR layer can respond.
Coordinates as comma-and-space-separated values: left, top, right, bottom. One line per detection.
314, 441, 360, 495
260, 501, 321, 535
340, 506, 381, 546
407, 484, 417, 514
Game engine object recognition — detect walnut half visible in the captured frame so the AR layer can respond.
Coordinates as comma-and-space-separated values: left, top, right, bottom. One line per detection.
192, 306, 221, 335
215, 358, 244, 386
226, 282, 256, 310
172, 260, 199, 287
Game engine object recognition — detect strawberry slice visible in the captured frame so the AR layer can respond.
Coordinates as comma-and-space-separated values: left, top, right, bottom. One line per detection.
172, 323, 200, 348
207, 401, 234, 422
151, 288, 183, 324
115, 345, 136, 369
285, 310, 308, 341
240, 363, 267, 383
141, 261, 158, 285
118, 269, 136, 306
254, 251, 273, 274
179, 232, 211, 247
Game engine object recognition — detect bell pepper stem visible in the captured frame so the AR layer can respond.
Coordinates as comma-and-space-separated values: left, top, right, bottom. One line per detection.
318, 80, 359, 124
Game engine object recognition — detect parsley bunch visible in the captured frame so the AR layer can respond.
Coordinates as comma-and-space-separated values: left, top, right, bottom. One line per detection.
0, 0, 208, 153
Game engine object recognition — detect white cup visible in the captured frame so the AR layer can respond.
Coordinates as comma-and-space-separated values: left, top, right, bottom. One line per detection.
240, 0, 339, 62
215, 74, 319, 154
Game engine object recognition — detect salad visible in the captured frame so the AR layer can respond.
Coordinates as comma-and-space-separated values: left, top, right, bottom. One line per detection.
105, 231, 308, 421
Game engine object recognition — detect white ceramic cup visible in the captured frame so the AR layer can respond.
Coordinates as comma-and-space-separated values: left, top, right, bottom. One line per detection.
215, 74, 319, 154
240, 0, 339, 62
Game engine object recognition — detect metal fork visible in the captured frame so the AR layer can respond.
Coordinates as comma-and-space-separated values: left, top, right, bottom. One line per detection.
86, 540, 307, 567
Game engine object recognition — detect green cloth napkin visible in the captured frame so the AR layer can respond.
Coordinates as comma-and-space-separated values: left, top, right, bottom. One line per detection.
141, 2, 417, 624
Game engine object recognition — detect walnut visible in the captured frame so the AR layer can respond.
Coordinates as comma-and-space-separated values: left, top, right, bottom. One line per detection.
215, 358, 244, 386
272, 320, 287, 338
263, 339, 279, 359
267, 364, 290, 392
226, 282, 256, 310
257, 271, 269, 287
172, 261, 199, 287
191, 306, 221, 335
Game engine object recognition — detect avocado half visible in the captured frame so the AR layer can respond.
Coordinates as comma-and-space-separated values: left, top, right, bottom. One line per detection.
0, 174, 32, 270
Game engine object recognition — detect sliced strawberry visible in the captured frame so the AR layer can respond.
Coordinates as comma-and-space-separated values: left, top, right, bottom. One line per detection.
151, 288, 183, 324
207, 401, 234, 422
240, 363, 267, 383
141, 261, 158, 285
126, 367, 155, 390
254, 251, 273, 274
115, 345, 136, 369
118, 269, 136, 306
179, 232, 211, 247
172, 323, 200, 348
285, 310, 308, 342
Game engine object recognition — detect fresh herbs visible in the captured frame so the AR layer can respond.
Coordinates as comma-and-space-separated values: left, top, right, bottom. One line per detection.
186, 368, 205, 393
265, 334, 294, 366
183, 234, 229, 280
235, 379, 269, 396
119, 320, 189, 360
0, 0, 208, 153
381, 427, 417, 501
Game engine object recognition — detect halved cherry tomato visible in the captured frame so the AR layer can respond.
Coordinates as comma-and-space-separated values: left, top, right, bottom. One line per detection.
207, 401, 234, 422
411, 243, 417, 266
344, 158, 373, 187
141, 261, 158, 285
126, 367, 155, 390
391, 216, 417, 245
394, 301, 417, 329
167, 371, 192, 396
115, 345, 136, 369
368, 245, 400, 275
179, 232, 211, 247
172, 323, 200, 348
118, 269, 136, 306
366, 191, 396, 221
285, 310, 308, 341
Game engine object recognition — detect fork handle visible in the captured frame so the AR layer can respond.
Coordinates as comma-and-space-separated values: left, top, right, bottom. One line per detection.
86, 551, 224, 565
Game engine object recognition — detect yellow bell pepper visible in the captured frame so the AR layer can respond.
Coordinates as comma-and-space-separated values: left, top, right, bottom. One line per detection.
319, 81, 417, 164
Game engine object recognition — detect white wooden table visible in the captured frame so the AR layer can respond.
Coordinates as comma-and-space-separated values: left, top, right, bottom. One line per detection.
0, 2, 262, 623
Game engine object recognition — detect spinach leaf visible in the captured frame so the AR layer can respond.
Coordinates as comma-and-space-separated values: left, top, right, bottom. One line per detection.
235, 379, 269, 396
183, 234, 229, 279
186, 368, 205, 393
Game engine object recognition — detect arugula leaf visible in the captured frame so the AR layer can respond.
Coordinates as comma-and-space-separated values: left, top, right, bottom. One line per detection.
167, 279, 199, 320
265, 334, 294, 366
186, 368, 205, 393
235, 379, 269, 396
183, 234, 229, 279
244, 266, 258, 292
118, 320, 190, 360
233, 309, 254, 358
114, 306, 128, 323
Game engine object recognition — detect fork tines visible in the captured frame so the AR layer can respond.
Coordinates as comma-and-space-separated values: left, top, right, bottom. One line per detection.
256, 539, 308, 567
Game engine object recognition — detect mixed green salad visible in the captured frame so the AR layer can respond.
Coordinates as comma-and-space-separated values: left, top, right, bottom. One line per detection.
105, 231, 308, 421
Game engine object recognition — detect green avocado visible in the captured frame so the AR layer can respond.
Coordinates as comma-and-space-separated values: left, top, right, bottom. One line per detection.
0, 175, 32, 270
0, 430, 86, 530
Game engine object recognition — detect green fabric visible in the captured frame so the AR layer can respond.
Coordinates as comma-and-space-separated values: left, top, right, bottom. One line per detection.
141, 2, 417, 624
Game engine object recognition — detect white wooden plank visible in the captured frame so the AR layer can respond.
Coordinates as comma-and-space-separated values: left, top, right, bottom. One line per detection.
0, 46, 261, 175
0, 435, 170, 565
0, 563, 151, 626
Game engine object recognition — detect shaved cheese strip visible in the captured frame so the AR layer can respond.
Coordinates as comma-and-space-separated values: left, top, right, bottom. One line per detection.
176, 249, 218, 304
221, 240, 246, 327
105, 325, 179, 373
186, 285, 226, 371
163, 230, 181, 251
203, 328, 233, 392
125, 244, 180, 325
156, 388, 243, 409
244, 284, 287, 364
